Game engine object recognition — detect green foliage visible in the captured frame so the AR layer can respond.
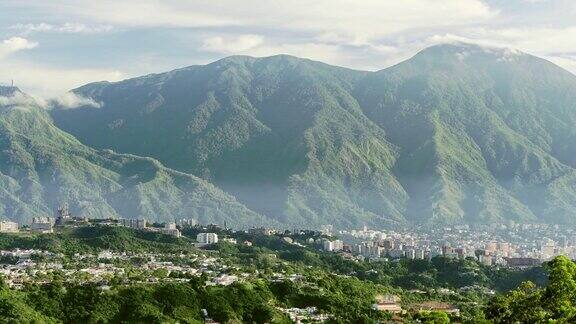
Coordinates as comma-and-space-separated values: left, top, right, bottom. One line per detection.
0, 226, 199, 255
414, 311, 451, 324
0, 280, 59, 323
486, 256, 576, 323
0, 226, 556, 323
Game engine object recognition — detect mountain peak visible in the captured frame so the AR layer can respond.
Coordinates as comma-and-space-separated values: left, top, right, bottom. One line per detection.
422, 42, 524, 55
0, 85, 23, 97
413, 42, 527, 65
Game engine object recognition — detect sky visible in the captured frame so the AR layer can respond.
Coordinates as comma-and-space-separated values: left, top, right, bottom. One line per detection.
1, 0, 575, 97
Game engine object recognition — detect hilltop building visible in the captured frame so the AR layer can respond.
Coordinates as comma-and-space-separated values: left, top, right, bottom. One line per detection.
373, 294, 403, 314
119, 218, 147, 229
160, 222, 181, 237
0, 221, 19, 233
197, 233, 218, 246
30, 217, 53, 233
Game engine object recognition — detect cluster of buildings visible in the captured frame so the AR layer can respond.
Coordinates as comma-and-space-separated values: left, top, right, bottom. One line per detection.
0, 203, 183, 238
118, 218, 182, 237
278, 307, 331, 323
0, 248, 241, 289
1, 203, 88, 234
330, 223, 576, 267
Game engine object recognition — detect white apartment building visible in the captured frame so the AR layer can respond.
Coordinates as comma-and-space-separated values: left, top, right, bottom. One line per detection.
196, 233, 218, 246
0, 221, 18, 233
323, 239, 344, 252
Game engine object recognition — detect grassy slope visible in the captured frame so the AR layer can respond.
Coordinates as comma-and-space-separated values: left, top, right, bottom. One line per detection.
0, 91, 266, 227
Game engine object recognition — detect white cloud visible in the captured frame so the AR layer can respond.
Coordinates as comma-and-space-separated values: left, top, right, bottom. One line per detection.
49, 92, 102, 109
0, 91, 37, 108
0, 36, 122, 98
201, 34, 264, 53
10, 22, 113, 35
420, 27, 576, 74
1, 59, 124, 98
0, 37, 38, 59
0, 89, 102, 110
7, 0, 496, 43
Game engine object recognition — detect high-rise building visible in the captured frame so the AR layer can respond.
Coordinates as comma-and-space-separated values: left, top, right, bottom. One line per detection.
485, 241, 498, 253
323, 239, 334, 251
197, 233, 219, 246
454, 248, 466, 259
55, 203, 72, 225
414, 249, 425, 260
332, 240, 344, 251
382, 238, 394, 250
540, 239, 555, 260
177, 218, 197, 227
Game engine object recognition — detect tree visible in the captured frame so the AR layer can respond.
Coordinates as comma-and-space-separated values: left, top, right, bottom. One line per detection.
486, 256, 576, 322
414, 311, 450, 324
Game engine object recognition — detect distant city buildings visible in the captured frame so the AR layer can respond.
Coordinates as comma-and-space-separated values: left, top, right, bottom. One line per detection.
177, 218, 197, 227
333, 223, 576, 267
249, 227, 274, 236
197, 233, 219, 246
0, 221, 18, 233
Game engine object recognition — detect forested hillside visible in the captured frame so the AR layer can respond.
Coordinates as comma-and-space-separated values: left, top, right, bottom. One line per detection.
49, 43, 576, 227
0, 86, 265, 226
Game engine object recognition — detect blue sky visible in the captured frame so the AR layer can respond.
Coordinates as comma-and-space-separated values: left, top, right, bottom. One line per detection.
1, 0, 575, 97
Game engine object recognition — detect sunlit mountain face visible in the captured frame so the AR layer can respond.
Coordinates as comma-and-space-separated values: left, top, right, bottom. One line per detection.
1, 43, 574, 228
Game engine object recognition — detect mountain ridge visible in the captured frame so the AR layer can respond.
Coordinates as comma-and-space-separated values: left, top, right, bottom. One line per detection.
0, 87, 268, 226
9, 42, 576, 227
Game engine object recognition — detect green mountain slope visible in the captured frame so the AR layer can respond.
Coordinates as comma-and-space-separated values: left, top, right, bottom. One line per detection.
356, 44, 576, 224
50, 44, 576, 226
0, 86, 265, 226
52, 56, 407, 228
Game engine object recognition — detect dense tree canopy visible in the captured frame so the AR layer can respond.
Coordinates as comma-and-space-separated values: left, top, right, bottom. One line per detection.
487, 256, 576, 323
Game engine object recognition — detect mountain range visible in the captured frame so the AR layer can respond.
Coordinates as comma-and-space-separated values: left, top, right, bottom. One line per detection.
0, 87, 265, 227
2, 43, 576, 228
